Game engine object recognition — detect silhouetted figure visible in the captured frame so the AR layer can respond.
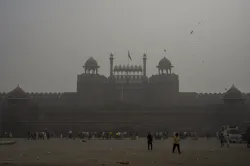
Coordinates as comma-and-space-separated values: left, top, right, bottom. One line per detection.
47, 132, 50, 140
220, 132, 224, 148
147, 132, 153, 151
60, 132, 63, 138
173, 133, 181, 154
226, 134, 230, 148
9, 132, 12, 138
68, 130, 72, 139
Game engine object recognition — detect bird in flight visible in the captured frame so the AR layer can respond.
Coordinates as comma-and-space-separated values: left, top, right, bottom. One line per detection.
164, 49, 167, 52
190, 30, 194, 34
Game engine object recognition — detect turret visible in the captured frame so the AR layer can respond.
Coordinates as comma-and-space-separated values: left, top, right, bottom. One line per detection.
157, 57, 173, 74
109, 53, 114, 77
223, 84, 245, 105
83, 57, 100, 74
143, 53, 147, 77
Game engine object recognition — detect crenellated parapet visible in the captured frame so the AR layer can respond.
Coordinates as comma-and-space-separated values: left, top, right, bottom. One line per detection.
196, 93, 223, 98
27, 92, 63, 99
114, 64, 143, 73
195, 93, 224, 104
149, 73, 178, 83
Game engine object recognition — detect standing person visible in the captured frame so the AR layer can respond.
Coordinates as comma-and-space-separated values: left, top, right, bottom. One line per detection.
194, 132, 197, 140
147, 132, 153, 151
173, 133, 181, 154
60, 132, 63, 138
226, 134, 230, 148
69, 130, 72, 139
9, 132, 12, 138
47, 132, 50, 140
44, 132, 47, 140
111, 132, 113, 140
220, 132, 224, 148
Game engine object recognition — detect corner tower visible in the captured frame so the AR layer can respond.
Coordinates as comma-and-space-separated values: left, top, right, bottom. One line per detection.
148, 57, 179, 106
157, 57, 173, 74
223, 85, 245, 105
77, 57, 107, 106
83, 57, 100, 74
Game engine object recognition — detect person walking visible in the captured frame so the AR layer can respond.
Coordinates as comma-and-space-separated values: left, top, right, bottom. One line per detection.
226, 134, 230, 148
220, 132, 224, 148
147, 132, 153, 151
60, 132, 63, 138
173, 133, 181, 154
69, 130, 72, 139
9, 132, 12, 138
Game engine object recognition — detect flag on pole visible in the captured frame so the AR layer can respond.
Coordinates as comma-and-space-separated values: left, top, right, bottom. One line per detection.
128, 51, 132, 61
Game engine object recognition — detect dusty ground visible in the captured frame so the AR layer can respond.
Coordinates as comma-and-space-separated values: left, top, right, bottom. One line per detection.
0, 138, 250, 166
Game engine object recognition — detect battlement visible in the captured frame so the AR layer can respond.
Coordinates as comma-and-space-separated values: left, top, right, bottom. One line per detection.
149, 73, 179, 83
28, 92, 62, 99
113, 64, 143, 73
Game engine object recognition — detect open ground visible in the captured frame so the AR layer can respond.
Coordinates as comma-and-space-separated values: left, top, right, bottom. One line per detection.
0, 138, 250, 166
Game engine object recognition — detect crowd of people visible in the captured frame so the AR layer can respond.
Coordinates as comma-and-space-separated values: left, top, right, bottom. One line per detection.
4, 130, 199, 142
4, 129, 239, 153
4, 129, 228, 152
24, 131, 140, 140
3, 132, 12, 138
27, 131, 54, 140
76, 131, 138, 140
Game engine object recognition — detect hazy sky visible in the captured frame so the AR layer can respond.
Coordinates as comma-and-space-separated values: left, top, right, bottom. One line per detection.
0, 0, 250, 93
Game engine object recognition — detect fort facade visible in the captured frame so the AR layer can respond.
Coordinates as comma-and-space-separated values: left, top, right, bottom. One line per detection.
0, 54, 250, 136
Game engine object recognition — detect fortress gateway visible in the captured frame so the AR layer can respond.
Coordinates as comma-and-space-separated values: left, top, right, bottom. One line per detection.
0, 54, 250, 136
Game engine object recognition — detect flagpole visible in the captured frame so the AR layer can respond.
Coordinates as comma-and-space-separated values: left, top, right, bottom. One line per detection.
128, 50, 129, 66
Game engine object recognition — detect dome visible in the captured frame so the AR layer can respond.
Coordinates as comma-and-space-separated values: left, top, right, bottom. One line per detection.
157, 57, 172, 69
7, 85, 27, 99
224, 85, 243, 99
84, 57, 98, 67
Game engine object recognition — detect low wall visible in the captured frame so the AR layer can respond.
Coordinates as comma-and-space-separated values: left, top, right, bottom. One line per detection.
1, 107, 250, 137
